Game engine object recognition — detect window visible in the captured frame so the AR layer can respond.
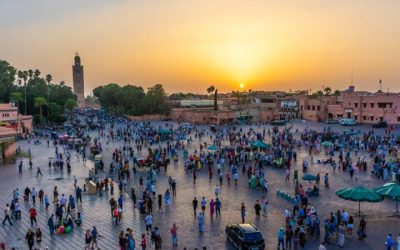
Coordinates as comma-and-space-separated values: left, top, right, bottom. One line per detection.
378, 103, 386, 108
379, 117, 383, 122
307, 105, 310, 110
398, 117, 400, 122
317, 105, 320, 111
354, 103, 358, 108
363, 116, 366, 121
370, 116, 374, 121
370, 103, 374, 108
363, 103, 367, 108
312, 105, 315, 111
354, 115, 358, 120
300, 105, 303, 111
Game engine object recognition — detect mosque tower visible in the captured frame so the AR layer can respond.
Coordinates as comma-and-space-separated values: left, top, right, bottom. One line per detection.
72, 53, 85, 107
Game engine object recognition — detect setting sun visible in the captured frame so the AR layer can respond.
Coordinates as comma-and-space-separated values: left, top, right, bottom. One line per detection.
239, 83, 245, 89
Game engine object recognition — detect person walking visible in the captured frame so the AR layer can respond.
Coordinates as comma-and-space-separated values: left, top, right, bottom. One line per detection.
84, 229, 92, 250
285, 226, 293, 250
91, 226, 99, 249
44, 195, 50, 211
192, 197, 198, 216
170, 223, 178, 247
241, 203, 246, 223
48, 214, 55, 236
201, 197, 207, 212
386, 233, 395, 250
2, 204, 12, 226
198, 212, 205, 233
215, 198, 222, 218
277, 227, 285, 250
36, 167, 42, 177
209, 199, 215, 218
29, 206, 37, 227
338, 222, 345, 248
145, 214, 153, 235
140, 234, 147, 250
254, 200, 261, 218
25, 229, 35, 250
262, 196, 268, 217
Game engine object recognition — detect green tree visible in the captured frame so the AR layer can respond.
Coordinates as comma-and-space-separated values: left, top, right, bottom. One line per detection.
324, 87, 332, 96
64, 98, 77, 121
206, 85, 218, 111
144, 84, 171, 115
34, 97, 47, 124
333, 90, 341, 96
0, 60, 17, 103
34, 69, 41, 79
10, 92, 23, 113
207, 86, 215, 95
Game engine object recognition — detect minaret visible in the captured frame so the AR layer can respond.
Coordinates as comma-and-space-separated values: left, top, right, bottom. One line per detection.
72, 53, 85, 107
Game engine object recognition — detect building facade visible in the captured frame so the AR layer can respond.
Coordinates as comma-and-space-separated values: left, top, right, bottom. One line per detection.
298, 96, 337, 122
327, 92, 400, 124
0, 103, 32, 134
72, 53, 85, 107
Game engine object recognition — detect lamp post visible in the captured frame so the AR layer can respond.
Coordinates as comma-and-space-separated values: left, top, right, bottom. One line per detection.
24, 82, 27, 115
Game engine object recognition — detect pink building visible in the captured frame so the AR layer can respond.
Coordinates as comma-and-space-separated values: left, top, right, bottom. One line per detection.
328, 92, 400, 124
0, 103, 33, 134
298, 96, 337, 122
170, 108, 237, 125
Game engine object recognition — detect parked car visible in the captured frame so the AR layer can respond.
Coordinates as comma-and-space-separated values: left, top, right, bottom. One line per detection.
372, 121, 388, 128
326, 119, 338, 124
271, 120, 287, 126
226, 223, 265, 250
339, 118, 357, 126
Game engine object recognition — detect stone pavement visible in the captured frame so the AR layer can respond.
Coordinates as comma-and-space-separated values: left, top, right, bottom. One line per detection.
1, 121, 399, 250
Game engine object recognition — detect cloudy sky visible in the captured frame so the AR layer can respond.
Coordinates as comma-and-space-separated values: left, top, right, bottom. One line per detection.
1, 0, 399, 95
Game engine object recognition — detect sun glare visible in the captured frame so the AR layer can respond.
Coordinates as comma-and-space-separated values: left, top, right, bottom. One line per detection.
240, 83, 245, 89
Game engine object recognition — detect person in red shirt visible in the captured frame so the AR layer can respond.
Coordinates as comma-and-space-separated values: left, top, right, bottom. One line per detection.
140, 234, 147, 250
29, 206, 37, 227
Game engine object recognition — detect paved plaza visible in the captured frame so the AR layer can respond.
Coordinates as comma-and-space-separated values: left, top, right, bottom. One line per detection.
1, 121, 399, 250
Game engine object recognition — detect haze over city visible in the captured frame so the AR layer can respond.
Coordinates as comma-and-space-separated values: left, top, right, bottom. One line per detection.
1, 0, 400, 94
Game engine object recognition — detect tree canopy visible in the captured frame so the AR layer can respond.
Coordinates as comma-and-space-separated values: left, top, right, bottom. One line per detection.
93, 83, 170, 116
0, 59, 76, 124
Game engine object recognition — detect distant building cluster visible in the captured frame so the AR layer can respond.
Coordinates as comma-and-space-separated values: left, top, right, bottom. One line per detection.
167, 86, 400, 126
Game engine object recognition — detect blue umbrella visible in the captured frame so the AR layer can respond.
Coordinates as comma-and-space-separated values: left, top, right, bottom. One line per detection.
206, 145, 218, 151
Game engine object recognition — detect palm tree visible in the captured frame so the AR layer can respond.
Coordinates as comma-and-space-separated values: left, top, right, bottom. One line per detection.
10, 92, 23, 113
64, 98, 77, 122
45, 74, 52, 117
22, 71, 28, 115
333, 90, 341, 96
34, 97, 47, 124
34, 69, 41, 79
17, 71, 24, 85
206, 86, 215, 95
27, 69, 33, 80
207, 85, 218, 111
324, 87, 332, 96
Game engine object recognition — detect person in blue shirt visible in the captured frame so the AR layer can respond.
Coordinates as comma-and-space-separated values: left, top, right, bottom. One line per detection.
386, 233, 395, 250
277, 227, 285, 250
91, 226, 99, 249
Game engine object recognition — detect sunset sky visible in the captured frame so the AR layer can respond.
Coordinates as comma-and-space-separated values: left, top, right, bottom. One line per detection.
1, 0, 399, 95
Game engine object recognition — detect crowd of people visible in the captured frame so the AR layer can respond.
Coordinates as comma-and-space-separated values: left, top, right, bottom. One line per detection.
2, 110, 400, 249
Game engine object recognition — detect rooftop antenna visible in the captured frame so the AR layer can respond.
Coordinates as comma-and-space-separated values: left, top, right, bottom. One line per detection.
379, 79, 383, 92
351, 68, 354, 85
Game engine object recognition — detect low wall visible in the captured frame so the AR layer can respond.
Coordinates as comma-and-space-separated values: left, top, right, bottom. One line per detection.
129, 114, 167, 121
